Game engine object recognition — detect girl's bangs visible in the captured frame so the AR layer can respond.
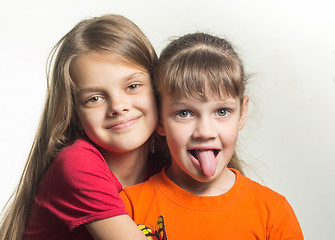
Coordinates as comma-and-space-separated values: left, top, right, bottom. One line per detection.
161, 50, 244, 100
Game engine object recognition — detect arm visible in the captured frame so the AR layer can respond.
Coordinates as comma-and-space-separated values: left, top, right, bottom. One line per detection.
51, 142, 147, 239
86, 214, 148, 240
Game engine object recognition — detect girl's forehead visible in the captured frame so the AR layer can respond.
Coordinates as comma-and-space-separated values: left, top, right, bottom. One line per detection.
71, 52, 148, 77
75, 52, 135, 66
161, 84, 238, 101
163, 90, 239, 103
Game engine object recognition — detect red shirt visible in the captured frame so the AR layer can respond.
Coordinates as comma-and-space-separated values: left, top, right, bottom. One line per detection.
24, 138, 128, 240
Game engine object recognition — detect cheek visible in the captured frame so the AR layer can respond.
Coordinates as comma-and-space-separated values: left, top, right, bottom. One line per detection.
139, 95, 158, 131
219, 125, 240, 147
148, 96, 158, 113
147, 96, 158, 121
164, 123, 188, 150
77, 109, 101, 130
137, 92, 157, 114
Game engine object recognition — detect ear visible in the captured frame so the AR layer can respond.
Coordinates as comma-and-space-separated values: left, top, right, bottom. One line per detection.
238, 96, 249, 130
156, 120, 166, 136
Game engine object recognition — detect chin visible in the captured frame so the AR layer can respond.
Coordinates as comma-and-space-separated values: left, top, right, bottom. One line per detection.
187, 170, 218, 183
194, 175, 217, 183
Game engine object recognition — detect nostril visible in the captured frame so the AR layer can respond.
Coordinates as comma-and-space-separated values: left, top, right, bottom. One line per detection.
107, 102, 130, 116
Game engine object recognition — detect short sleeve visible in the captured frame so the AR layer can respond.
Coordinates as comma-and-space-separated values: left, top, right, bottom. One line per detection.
268, 197, 304, 239
35, 140, 128, 231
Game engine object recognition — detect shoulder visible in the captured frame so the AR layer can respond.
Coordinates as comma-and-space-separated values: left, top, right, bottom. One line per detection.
235, 170, 287, 204
46, 137, 121, 190
39, 137, 123, 199
249, 178, 285, 199
234, 171, 303, 238
54, 137, 107, 172
238, 172, 299, 222
59, 137, 103, 160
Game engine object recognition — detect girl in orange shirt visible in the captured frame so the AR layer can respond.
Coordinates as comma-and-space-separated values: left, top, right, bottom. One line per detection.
121, 32, 304, 239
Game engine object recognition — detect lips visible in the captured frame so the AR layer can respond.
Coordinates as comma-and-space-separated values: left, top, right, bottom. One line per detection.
106, 116, 140, 130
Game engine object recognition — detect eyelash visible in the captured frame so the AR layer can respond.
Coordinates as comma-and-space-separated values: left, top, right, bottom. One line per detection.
85, 95, 104, 104
126, 83, 141, 91
81, 83, 141, 104
216, 108, 231, 117
176, 110, 192, 118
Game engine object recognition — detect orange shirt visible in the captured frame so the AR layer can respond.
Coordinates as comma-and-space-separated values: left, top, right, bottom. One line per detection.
120, 169, 303, 240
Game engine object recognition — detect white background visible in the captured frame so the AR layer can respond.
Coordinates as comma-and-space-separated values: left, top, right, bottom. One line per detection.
1, 0, 334, 239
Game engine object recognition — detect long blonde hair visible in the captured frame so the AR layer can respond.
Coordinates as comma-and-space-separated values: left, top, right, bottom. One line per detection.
155, 32, 248, 174
0, 14, 157, 240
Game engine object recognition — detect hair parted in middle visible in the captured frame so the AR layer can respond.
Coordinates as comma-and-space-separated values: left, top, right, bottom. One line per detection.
0, 14, 159, 240
49, 14, 158, 151
154, 32, 248, 174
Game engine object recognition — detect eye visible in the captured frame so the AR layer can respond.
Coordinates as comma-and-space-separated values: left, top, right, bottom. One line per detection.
87, 96, 104, 103
126, 84, 140, 91
216, 108, 230, 117
177, 110, 191, 118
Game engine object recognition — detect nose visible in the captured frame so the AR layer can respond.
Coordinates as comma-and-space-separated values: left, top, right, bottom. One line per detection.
107, 93, 130, 116
192, 117, 216, 140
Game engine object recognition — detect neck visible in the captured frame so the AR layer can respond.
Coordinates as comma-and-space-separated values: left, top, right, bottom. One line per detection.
166, 166, 236, 196
99, 144, 149, 188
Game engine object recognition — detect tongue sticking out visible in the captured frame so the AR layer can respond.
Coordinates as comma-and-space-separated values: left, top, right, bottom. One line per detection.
195, 150, 217, 177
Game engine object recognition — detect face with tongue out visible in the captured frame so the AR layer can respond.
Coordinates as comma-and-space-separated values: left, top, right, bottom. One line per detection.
157, 93, 248, 186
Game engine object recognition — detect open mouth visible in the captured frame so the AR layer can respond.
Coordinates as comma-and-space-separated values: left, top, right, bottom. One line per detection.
188, 149, 220, 159
188, 149, 220, 177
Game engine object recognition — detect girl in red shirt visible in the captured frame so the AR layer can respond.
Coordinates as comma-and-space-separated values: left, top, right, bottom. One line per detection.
0, 14, 165, 240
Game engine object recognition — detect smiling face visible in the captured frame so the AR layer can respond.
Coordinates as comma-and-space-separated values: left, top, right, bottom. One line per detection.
157, 91, 248, 186
70, 52, 158, 155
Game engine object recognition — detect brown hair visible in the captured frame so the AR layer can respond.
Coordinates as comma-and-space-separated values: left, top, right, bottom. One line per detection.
155, 32, 248, 174
0, 14, 157, 240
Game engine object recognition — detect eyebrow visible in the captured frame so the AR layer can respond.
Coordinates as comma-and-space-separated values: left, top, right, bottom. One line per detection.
170, 99, 237, 107
77, 88, 105, 95
128, 71, 147, 79
76, 72, 149, 94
